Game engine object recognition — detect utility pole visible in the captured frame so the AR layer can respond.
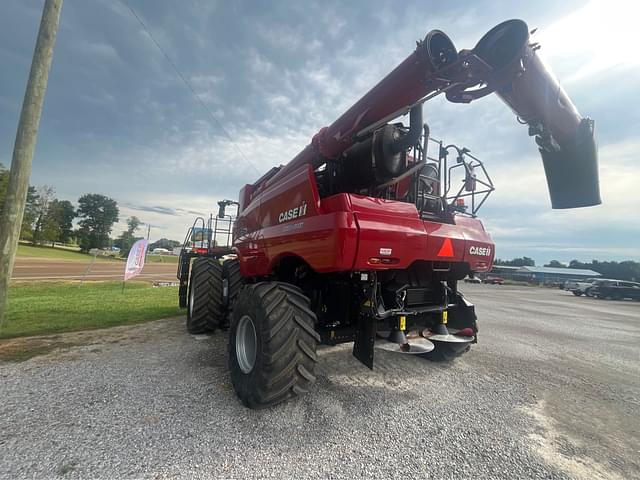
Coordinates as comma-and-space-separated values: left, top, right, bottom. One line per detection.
0, 0, 63, 326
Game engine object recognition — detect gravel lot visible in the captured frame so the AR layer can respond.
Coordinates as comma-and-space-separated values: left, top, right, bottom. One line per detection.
1, 284, 638, 479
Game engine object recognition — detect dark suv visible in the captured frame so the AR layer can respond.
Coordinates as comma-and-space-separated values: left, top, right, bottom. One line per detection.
587, 279, 640, 300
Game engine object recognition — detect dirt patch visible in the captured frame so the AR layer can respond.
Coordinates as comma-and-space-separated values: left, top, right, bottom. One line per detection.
524, 399, 626, 480
0, 317, 183, 363
0, 340, 79, 362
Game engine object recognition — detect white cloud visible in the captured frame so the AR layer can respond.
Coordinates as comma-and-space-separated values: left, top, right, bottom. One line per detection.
537, 0, 640, 83
7, 0, 636, 263
72, 41, 122, 64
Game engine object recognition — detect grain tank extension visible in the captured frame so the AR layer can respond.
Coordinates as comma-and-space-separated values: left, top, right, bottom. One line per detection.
178, 19, 599, 408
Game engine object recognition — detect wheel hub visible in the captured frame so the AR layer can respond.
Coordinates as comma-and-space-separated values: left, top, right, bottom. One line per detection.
236, 315, 257, 374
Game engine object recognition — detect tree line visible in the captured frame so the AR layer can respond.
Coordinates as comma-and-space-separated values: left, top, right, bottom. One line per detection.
495, 256, 640, 282
0, 163, 180, 257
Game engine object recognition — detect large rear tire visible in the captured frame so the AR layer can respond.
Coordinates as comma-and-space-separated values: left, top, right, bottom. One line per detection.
186, 258, 223, 334
229, 282, 320, 409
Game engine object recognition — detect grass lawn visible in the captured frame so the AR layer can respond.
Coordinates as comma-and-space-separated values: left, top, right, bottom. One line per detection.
18, 244, 180, 264
1, 281, 183, 339
17, 244, 121, 262
146, 254, 179, 264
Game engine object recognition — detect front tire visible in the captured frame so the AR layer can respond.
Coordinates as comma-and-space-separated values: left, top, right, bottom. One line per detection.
572, 291, 582, 296
229, 282, 320, 409
186, 258, 223, 334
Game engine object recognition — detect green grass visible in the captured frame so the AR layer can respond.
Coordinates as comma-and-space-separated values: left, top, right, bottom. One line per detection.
146, 254, 179, 264
17, 244, 181, 264
17, 244, 121, 262
1, 281, 183, 339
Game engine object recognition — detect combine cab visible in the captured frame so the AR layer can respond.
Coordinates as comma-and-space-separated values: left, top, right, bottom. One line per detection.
178, 19, 600, 408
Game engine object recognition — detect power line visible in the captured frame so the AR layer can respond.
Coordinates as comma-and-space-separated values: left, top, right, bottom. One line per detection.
121, 2, 259, 173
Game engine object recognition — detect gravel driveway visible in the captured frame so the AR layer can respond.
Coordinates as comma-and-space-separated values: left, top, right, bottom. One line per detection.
1, 284, 638, 479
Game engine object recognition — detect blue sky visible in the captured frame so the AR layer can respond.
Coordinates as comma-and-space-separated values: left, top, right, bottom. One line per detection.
1, 0, 638, 264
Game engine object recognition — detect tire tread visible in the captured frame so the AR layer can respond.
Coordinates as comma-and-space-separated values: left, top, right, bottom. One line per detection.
229, 282, 319, 408
187, 258, 223, 334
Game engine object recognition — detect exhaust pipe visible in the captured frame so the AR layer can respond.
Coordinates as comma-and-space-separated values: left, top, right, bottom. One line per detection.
449, 19, 601, 209
391, 104, 423, 154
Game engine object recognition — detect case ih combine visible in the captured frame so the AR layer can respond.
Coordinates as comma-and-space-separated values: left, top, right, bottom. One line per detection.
177, 19, 600, 408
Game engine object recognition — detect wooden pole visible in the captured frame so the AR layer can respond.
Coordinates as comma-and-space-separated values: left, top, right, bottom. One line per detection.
0, 0, 63, 326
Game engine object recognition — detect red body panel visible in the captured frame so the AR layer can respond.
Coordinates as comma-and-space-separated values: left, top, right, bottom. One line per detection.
234, 169, 494, 277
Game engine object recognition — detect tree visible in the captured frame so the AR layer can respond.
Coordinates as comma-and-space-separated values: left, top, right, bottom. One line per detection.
2, 167, 39, 241
0, 163, 8, 213
76, 194, 119, 252
32, 185, 55, 244
494, 257, 535, 267
40, 199, 75, 246
19, 186, 39, 241
118, 216, 142, 257
126, 216, 141, 235
40, 213, 60, 246
569, 259, 640, 282
149, 238, 181, 250
52, 199, 75, 244
544, 260, 566, 268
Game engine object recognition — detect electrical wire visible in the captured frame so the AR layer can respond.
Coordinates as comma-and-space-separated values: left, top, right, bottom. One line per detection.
121, 2, 259, 173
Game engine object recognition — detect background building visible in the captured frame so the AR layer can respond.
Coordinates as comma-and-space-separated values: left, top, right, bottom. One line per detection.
512, 266, 600, 285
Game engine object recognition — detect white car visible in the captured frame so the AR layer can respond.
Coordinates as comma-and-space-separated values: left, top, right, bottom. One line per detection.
565, 278, 598, 296
464, 276, 482, 284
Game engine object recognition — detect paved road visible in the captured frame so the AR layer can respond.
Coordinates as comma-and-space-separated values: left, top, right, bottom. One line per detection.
0, 285, 638, 479
11, 257, 177, 282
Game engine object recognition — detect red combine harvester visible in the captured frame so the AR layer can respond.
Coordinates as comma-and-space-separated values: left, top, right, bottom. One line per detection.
177, 19, 600, 408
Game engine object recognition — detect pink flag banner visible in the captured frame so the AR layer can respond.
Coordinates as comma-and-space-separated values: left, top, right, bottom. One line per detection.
124, 239, 148, 281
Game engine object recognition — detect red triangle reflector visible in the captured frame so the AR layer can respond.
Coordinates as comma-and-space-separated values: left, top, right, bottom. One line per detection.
437, 238, 454, 257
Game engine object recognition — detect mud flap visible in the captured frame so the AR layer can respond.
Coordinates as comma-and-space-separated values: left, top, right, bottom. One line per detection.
447, 292, 478, 336
353, 314, 376, 369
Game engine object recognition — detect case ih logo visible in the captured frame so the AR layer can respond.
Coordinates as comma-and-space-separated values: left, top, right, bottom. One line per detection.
469, 245, 492, 256
278, 201, 308, 223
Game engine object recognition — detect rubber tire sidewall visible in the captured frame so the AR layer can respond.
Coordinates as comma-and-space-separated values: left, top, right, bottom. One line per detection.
222, 258, 243, 320
186, 257, 223, 333
228, 283, 319, 409
229, 289, 266, 407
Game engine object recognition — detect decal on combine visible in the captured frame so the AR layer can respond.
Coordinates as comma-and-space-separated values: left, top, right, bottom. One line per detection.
469, 245, 492, 256
278, 201, 308, 223
437, 238, 454, 257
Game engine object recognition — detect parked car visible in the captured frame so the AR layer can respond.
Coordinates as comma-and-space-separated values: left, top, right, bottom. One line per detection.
484, 276, 504, 285
565, 277, 599, 296
464, 276, 482, 284
586, 279, 640, 300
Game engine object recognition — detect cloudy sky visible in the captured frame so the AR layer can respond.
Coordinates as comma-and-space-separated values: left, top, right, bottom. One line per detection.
1, 0, 638, 263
